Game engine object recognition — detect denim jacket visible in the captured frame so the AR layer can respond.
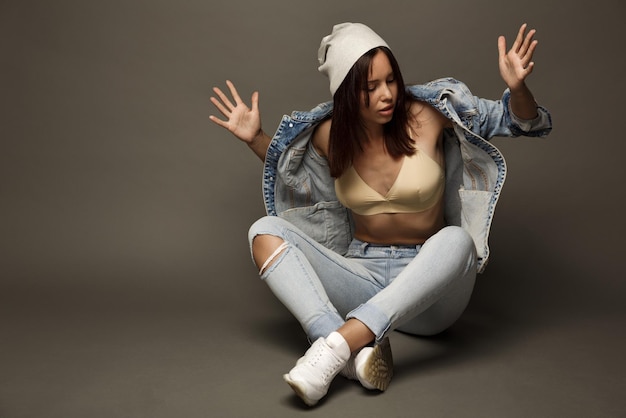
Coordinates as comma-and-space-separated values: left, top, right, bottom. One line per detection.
261, 78, 552, 273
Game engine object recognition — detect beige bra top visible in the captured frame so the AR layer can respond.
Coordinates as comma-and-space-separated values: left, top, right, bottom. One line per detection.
334, 148, 445, 216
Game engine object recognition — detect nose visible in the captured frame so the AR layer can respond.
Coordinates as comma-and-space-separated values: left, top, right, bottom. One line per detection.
380, 83, 392, 101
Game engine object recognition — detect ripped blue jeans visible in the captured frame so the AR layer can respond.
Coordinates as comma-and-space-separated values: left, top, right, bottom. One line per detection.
248, 216, 477, 343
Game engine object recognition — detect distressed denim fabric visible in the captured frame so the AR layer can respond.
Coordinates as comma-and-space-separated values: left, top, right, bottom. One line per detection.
249, 216, 477, 342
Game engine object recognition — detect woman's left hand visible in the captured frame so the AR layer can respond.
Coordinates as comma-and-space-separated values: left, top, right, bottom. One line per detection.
498, 23, 538, 91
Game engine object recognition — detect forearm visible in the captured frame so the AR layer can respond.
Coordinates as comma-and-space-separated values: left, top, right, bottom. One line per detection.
247, 130, 272, 162
509, 82, 539, 120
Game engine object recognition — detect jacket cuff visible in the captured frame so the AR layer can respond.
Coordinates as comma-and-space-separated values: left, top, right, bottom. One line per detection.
503, 90, 553, 137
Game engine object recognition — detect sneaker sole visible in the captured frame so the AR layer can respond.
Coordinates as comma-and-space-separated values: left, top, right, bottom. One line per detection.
283, 374, 318, 407
359, 337, 393, 391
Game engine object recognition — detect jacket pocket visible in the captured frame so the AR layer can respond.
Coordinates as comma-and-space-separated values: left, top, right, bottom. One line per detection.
279, 201, 352, 255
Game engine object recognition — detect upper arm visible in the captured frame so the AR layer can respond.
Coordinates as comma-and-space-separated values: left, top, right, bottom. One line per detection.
311, 118, 331, 158
438, 108, 454, 129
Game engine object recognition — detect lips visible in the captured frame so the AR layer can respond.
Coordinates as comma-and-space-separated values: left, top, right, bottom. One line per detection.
379, 105, 394, 116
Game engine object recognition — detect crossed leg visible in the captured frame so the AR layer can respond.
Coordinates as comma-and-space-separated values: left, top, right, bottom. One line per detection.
251, 233, 375, 351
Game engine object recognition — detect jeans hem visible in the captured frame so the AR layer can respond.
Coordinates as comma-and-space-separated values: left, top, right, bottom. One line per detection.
347, 303, 391, 343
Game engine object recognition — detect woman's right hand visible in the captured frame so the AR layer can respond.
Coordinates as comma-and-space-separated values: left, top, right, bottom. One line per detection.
209, 80, 262, 144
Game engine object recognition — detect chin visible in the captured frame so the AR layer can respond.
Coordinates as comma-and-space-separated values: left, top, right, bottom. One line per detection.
380, 115, 394, 125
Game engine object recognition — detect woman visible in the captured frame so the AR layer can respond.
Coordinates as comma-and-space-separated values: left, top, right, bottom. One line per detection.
209, 22, 552, 406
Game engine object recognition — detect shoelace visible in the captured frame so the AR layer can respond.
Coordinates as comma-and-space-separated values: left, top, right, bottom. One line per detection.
305, 344, 343, 382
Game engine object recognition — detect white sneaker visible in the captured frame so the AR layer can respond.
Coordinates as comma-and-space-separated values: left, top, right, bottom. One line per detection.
283, 332, 350, 406
340, 337, 393, 391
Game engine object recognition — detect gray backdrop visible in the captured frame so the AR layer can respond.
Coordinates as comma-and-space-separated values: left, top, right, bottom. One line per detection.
1, 1, 625, 417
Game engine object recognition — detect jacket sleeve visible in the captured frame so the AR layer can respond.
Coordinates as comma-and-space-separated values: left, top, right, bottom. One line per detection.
475, 88, 552, 139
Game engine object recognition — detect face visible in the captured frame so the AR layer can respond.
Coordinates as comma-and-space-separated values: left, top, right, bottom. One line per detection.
359, 50, 398, 130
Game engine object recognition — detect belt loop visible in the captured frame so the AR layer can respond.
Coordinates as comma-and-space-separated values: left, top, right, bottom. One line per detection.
359, 241, 369, 255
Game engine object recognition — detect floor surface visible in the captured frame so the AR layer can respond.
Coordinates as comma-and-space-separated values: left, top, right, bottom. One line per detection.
1, 257, 624, 418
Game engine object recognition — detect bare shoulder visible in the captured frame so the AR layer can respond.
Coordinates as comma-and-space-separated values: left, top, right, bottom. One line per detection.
311, 117, 331, 158
408, 100, 453, 129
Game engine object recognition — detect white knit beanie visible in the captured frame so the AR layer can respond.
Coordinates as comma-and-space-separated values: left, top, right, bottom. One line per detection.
318, 23, 389, 96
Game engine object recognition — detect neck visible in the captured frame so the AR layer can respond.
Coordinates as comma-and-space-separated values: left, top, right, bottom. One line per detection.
360, 132, 387, 156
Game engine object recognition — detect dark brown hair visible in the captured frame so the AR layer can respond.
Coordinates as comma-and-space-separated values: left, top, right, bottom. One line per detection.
328, 46, 415, 178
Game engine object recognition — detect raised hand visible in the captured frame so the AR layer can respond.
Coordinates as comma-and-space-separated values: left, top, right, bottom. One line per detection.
209, 80, 262, 144
498, 23, 538, 91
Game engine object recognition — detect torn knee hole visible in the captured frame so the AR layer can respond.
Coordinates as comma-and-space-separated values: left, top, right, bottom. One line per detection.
258, 241, 288, 275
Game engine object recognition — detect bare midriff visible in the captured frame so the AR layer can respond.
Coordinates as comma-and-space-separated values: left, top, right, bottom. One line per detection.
351, 198, 446, 245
